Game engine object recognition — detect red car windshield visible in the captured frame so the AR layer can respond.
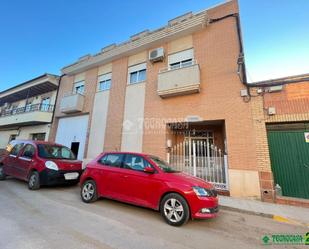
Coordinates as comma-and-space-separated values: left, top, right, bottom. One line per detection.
38, 144, 76, 160
149, 156, 180, 173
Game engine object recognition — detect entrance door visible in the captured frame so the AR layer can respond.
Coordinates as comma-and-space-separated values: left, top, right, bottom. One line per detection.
70, 142, 80, 159
268, 130, 309, 199
55, 115, 89, 160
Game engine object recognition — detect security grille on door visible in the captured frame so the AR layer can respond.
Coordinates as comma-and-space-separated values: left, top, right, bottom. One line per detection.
168, 139, 229, 190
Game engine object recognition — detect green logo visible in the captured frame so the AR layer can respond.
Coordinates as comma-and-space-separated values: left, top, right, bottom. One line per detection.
262, 233, 309, 245
305, 232, 309, 245
262, 235, 270, 244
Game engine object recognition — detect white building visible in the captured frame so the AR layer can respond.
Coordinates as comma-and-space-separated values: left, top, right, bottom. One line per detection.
0, 74, 59, 149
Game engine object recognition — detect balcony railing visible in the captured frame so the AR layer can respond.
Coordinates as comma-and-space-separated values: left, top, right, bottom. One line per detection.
158, 61, 200, 98
0, 104, 54, 118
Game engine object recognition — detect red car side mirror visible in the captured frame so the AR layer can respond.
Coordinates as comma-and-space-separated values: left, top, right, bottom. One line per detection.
144, 166, 155, 174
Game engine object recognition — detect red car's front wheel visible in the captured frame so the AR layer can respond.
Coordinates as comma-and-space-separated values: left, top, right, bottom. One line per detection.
28, 171, 40, 190
160, 193, 190, 226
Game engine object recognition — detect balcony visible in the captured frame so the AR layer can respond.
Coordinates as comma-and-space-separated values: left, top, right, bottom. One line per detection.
157, 62, 200, 98
0, 104, 54, 128
60, 93, 84, 114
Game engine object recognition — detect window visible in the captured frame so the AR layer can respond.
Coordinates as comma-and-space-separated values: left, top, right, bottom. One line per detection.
98, 153, 124, 167
123, 154, 151, 171
10, 143, 24, 156
11, 104, 18, 114
129, 69, 146, 84
74, 81, 85, 94
9, 134, 16, 142
41, 97, 50, 111
170, 59, 193, 70
148, 156, 178, 173
168, 48, 194, 70
25, 100, 33, 112
128, 63, 147, 84
37, 144, 76, 160
32, 133, 46, 141
98, 73, 112, 91
21, 144, 35, 158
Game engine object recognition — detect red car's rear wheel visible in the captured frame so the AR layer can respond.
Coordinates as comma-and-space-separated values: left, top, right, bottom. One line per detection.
81, 180, 98, 203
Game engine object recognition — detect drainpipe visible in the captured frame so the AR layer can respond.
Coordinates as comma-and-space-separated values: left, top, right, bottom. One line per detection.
49, 74, 66, 140
209, 13, 309, 95
209, 13, 250, 97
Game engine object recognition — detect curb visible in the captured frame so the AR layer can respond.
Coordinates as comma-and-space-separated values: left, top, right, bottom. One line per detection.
220, 205, 309, 228
219, 205, 273, 218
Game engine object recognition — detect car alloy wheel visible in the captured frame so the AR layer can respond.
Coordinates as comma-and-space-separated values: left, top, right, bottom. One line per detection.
81, 180, 98, 203
160, 193, 190, 226
164, 198, 184, 223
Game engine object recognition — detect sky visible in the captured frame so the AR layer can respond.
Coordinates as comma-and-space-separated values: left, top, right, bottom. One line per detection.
0, 0, 308, 91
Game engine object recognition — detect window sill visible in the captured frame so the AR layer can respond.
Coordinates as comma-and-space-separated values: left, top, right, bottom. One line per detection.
127, 80, 146, 86
97, 89, 111, 93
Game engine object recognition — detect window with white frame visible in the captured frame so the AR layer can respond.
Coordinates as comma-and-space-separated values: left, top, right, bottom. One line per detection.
74, 81, 85, 94
168, 48, 194, 70
98, 73, 112, 91
128, 63, 147, 84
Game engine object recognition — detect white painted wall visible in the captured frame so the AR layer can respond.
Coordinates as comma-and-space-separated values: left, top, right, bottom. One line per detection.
55, 115, 89, 160
0, 124, 51, 149
121, 82, 146, 152
18, 124, 51, 141
0, 130, 18, 149
87, 91, 110, 159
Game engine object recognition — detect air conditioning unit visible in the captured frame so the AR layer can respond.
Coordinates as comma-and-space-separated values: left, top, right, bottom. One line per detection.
149, 47, 164, 63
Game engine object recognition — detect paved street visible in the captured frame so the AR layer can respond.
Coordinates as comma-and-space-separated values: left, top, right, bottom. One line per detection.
0, 178, 307, 249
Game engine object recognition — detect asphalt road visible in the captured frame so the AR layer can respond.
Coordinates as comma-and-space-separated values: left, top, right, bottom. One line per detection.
0, 178, 306, 249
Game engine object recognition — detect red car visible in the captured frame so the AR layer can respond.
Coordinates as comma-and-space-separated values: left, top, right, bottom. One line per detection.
80, 152, 218, 226
0, 140, 83, 190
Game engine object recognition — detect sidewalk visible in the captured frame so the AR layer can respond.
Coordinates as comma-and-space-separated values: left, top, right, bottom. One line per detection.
219, 195, 309, 227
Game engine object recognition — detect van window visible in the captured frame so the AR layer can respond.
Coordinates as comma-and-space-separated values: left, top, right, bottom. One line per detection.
21, 144, 35, 158
10, 143, 24, 156
37, 144, 76, 160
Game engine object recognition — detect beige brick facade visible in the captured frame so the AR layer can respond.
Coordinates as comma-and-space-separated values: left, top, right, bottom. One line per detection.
48, 0, 309, 201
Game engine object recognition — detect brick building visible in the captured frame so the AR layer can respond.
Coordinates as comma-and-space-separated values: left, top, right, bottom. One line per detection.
248, 74, 309, 204
49, 0, 309, 202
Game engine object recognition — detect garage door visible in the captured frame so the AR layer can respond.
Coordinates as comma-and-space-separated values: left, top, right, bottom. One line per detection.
268, 130, 309, 199
55, 115, 89, 160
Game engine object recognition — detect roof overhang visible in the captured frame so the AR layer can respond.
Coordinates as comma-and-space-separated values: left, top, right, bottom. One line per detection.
0, 74, 59, 106
0, 121, 51, 129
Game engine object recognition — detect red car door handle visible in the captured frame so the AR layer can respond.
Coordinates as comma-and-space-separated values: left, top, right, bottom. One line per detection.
123, 175, 129, 178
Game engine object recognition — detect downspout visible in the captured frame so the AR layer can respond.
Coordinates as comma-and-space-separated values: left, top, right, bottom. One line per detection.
209, 13, 309, 93
209, 13, 250, 97
49, 74, 66, 140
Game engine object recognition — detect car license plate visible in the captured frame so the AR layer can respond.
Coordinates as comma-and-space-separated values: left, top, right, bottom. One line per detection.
64, 172, 79, 180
